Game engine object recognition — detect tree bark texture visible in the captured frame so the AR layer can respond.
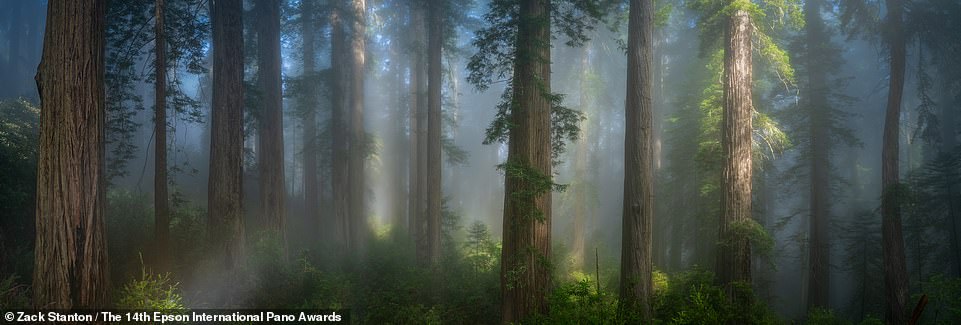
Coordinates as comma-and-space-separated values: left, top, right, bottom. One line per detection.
500, 0, 553, 321
425, 0, 444, 267
881, 0, 909, 322
804, 0, 830, 311
255, 0, 287, 256
716, 8, 753, 293
619, 0, 655, 320
208, 0, 246, 271
154, 0, 171, 270
33, 0, 110, 309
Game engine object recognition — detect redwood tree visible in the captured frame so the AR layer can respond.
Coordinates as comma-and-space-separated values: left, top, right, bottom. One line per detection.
348, 0, 368, 252
620, 0, 655, 320
154, 0, 170, 270
33, 0, 110, 309
255, 0, 287, 255
880, 0, 910, 322
425, 0, 444, 266
499, 0, 554, 320
208, 0, 245, 271
716, 7, 754, 295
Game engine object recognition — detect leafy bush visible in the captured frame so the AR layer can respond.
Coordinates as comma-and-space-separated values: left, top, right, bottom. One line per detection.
116, 257, 186, 312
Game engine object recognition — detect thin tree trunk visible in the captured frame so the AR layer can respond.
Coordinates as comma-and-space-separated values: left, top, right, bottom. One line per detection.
619, 0, 655, 320
500, 0, 553, 321
208, 0, 246, 271
805, 0, 830, 311
255, 0, 287, 257
881, 0, 909, 322
154, 0, 170, 271
348, 0, 368, 253
717, 8, 753, 296
409, 1, 429, 260
425, 0, 444, 267
330, 3, 349, 249
33, 0, 109, 309
301, 0, 320, 240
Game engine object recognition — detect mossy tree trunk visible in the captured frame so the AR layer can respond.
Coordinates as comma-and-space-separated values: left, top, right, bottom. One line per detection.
716, 8, 753, 296
500, 0, 553, 321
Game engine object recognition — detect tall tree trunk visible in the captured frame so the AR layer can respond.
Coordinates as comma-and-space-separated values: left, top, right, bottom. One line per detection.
255, 0, 287, 257
33, 0, 109, 309
501, 0, 552, 321
425, 0, 444, 267
409, 1, 428, 258
330, 3, 349, 249
881, 0, 909, 322
716, 8, 753, 295
208, 0, 245, 271
805, 0, 830, 311
348, 0, 367, 253
301, 0, 321, 241
619, 0, 655, 320
154, 0, 170, 271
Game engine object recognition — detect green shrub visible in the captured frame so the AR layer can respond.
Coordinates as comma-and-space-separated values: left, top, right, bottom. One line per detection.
116, 257, 186, 312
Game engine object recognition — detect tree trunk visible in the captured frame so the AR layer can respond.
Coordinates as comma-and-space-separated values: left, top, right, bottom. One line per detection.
500, 0, 552, 321
208, 0, 246, 271
425, 0, 444, 267
409, 1, 429, 259
330, 3, 349, 249
348, 0, 368, 253
716, 8, 753, 295
881, 0, 909, 322
619, 0, 655, 320
255, 0, 287, 257
804, 0, 830, 311
301, 0, 321, 241
154, 0, 170, 271
33, 0, 110, 309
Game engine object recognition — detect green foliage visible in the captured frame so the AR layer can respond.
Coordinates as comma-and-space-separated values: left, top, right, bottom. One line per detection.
105, 0, 208, 181
917, 274, 961, 324
0, 98, 38, 277
654, 270, 781, 325
532, 278, 618, 324
116, 256, 187, 312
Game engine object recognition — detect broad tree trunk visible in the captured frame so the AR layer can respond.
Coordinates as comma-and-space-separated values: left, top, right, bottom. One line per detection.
425, 0, 444, 267
330, 3, 349, 249
33, 0, 110, 309
500, 0, 553, 321
208, 0, 246, 271
619, 0, 655, 320
255, 0, 287, 256
881, 0, 909, 322
804, 0, 830, 311
154, 0, 170, 271
348, 0, 368, 253
716, 8, 753, 295
301, 0, 320, 239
